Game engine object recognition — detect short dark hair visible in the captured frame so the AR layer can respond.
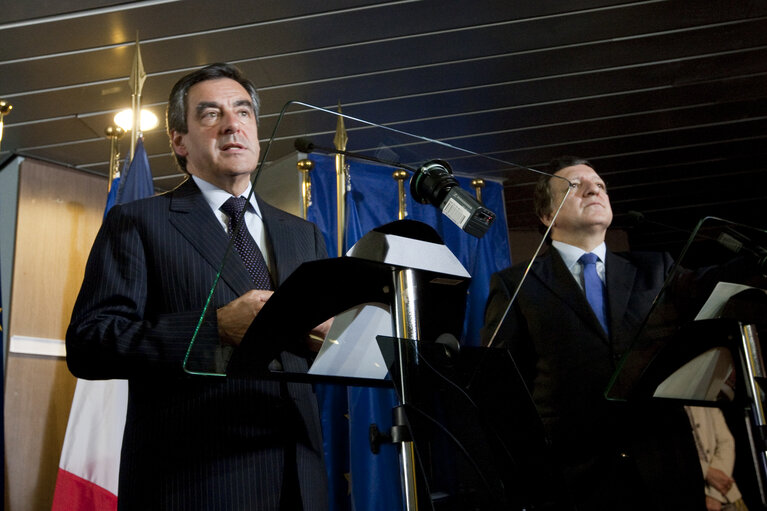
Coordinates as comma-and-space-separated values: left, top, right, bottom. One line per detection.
166, 63, 260, 172
533, 155, 595, 219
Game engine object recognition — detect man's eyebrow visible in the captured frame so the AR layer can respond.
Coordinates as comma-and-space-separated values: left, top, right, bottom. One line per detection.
195, 101, 221, 114
233, 99, 254, 110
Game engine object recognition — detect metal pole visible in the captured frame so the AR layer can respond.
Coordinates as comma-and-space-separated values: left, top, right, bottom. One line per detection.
333, 107, 348, 256
393, 170, 408, 220
740, 322, 767, 506
105, 125, 125, 192
297, 158, 314, 220
471, 178, 485, 203
391, 267, 421, 511
130, 94, 140, 160
0, 100, 12, 152
129, 34, 146, 160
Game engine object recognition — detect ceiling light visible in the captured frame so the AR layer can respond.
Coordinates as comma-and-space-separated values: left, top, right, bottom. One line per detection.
114, 108, 159, 132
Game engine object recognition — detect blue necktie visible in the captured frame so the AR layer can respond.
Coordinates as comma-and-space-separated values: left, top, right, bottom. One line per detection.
220, 196, 273, 290
579, 252, 609, 335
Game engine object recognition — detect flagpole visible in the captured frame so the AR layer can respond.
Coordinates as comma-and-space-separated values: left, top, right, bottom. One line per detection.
471, 178, 485, 203
297, 158, 314, 219
129, 34, 147, 160
393, 170, 408, 220
333, 104, 348, 257
0, 100, 12, 152
105, 125, 125, 192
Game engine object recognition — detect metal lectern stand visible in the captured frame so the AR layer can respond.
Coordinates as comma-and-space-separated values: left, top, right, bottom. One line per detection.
345, 221, 471, 511
224, 220, 472, 511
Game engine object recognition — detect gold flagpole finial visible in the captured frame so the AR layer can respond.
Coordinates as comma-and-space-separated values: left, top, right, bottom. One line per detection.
471, 178, 486, 204
129, 33, 146, 160
105, 125, 126, 193
333, 102, 348, 152
333, 103, 348, 256
393, 170, 409, 220
297, 158, 314, 219
0, 100, 12, 151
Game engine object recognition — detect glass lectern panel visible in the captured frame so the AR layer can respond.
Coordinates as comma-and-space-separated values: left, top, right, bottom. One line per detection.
606, 217, 767, 403
377, 336, 570, 510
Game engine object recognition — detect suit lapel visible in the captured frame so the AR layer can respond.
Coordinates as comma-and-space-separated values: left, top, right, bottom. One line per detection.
604, 250, 636, 335
258, 197, 296, 286
532, 249, 609, 341
167, 178, 254, 297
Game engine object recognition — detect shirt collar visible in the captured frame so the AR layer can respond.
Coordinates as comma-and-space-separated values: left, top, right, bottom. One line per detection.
552, 240, 606, 270
191, 175, 262, 219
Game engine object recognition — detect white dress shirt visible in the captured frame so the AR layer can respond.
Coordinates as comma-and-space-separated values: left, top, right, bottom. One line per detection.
192, 175, 272, 272
551, 240, 606, 290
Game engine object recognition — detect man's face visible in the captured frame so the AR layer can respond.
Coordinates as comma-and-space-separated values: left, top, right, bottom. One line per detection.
171, 78, 260, 185
541, 164, 613, 237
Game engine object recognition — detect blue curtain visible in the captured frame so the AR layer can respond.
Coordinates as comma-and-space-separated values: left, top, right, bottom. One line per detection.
307, 154, 510, 510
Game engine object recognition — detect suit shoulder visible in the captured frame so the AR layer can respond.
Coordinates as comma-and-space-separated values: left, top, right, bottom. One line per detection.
613, 250, 673, 267
611, 250, 675, 280
104, 192, 170, 220
256, 197, 313, 224
493, 252, 549, 285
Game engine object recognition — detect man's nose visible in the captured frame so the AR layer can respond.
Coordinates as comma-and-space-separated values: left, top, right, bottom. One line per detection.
582, 181, 600, 195
221, 111, 240, 134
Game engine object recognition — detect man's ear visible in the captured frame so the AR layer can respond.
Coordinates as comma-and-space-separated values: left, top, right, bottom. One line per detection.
171, 131, 188, 157
540, 212, 554, 228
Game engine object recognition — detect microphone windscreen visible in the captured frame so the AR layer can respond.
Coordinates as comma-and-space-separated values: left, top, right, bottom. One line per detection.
294, 138, 314, 153
627, 210, 646, 225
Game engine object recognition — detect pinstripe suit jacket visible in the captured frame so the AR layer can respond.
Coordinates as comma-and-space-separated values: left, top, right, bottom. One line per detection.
481, 248, 703, 510
66, 177, 329, 510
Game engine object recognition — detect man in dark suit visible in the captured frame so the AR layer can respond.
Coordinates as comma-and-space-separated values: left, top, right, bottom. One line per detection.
481, 157, 704, 510
66, 63, 329, 510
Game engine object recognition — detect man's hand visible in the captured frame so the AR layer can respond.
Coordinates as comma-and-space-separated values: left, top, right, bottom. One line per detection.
705, 495, 722, 511
217, 290, 273, 346
706, 466, 734, 495
306, 317, 334, 352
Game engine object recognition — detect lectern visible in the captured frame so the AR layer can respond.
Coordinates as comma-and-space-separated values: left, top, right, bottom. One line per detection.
606, 217, 767, 508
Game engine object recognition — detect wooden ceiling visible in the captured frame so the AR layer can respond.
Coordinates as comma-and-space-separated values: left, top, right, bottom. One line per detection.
2, 0, 766, 255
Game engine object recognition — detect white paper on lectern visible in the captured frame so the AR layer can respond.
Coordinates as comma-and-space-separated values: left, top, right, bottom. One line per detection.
347, 231, 470, 278
654, 281, 766, 401
694, 281, 765, 320
308, 302, 392, 380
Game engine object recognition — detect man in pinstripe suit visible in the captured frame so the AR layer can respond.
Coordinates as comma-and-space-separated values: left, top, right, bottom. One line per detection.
67, 64, 329, 510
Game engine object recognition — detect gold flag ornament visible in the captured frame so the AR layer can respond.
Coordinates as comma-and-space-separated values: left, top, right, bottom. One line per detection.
333, 103, 348, 256
0, 100, 12, 151
129, 35, 146, 159
130, 37, 147, 95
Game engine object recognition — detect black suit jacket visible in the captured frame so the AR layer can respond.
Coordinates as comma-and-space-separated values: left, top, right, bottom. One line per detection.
481, 247, 704, 510
66, 178, 329, 510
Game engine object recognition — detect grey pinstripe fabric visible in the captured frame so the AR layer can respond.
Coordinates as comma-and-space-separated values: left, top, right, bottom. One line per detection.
66, 177, 329, 510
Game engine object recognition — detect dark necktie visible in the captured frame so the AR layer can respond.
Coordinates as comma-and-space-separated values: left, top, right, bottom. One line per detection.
579, 252, 609, 335
220, 196, 273, 290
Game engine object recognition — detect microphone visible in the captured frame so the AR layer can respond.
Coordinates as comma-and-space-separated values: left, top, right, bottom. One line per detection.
294, 137, 416, 172
294, 137, 319, 154
630, 211, 767, 271
627, 210, 647, 226
295, 138, 497, 238
411, 160, 496, 238
627, 210, 693, 236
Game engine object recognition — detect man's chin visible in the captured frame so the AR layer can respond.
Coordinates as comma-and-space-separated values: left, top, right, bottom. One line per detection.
221, 166, 258, 177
